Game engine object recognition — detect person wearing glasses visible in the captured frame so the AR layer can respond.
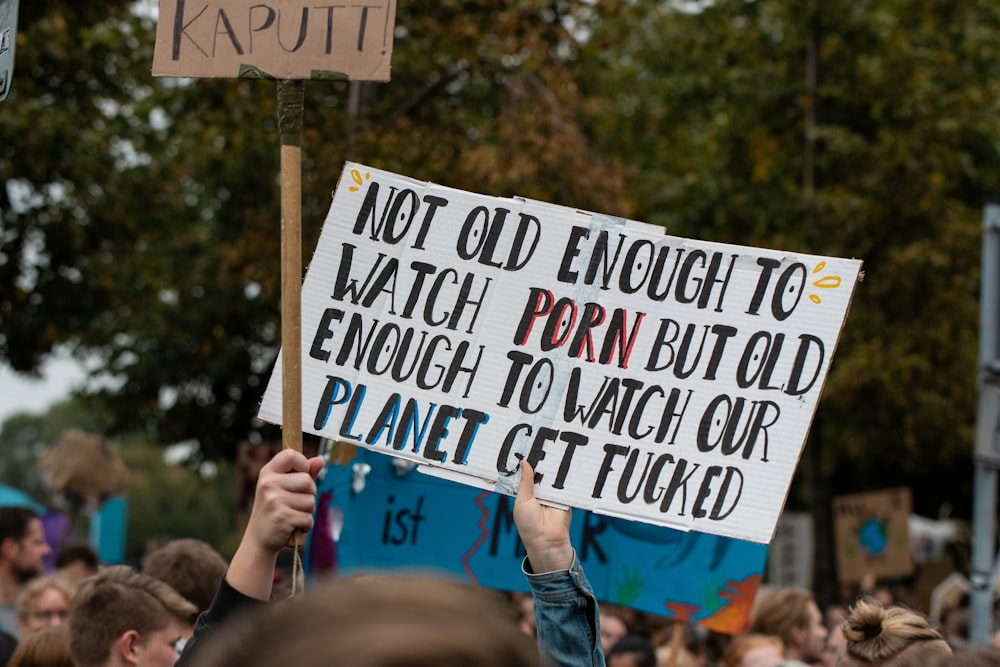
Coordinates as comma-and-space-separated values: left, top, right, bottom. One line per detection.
15, 573, 75, 635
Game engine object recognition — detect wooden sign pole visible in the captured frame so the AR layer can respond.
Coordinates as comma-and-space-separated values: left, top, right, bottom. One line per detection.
277, 80, 304, 457
667, 622, 682, 667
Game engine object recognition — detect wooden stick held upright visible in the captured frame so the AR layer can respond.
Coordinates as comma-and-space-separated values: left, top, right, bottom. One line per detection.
277, 79, 304, 456
667, 621, 682, 667
277, 80, 306, 553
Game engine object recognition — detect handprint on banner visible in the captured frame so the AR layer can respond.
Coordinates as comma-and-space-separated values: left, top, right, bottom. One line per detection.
614, 565, 645, 606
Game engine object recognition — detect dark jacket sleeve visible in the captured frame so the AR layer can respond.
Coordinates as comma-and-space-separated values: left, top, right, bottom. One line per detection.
174, 577, 267, 667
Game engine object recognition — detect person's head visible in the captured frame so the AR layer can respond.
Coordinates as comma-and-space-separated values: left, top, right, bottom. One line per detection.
142, 538, 227, 617
836, 596, 951, 667
822, 622, 845, 667
939, 603, 970, 648
749, 587, 827, 663
186, 574, 540, 667
7, 623, 74, 667
607, 635, 657, 667
720, 633, 784, 667
601, 605, 629, 654
68, 565, 197, 667
0, 507, 50, 583
16, 573, 75, 635
54, 542, 100, 583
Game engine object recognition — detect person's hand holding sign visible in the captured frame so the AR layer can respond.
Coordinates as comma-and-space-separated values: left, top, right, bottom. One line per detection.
229, 449, 324, 600
514, 460, 574, 574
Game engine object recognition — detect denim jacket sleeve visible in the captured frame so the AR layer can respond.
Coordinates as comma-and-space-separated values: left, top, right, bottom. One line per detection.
524, 552, 605, 667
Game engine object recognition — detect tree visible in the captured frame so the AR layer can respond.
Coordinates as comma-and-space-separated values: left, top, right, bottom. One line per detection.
0, 399, 105, 505
573, 0, 1000, 521
0, 401, 240, 562
121, 442, 239, 563
1, 0, 630, 461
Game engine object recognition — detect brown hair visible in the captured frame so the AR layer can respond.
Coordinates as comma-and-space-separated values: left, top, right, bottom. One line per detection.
837, 597, 951, 666
8, 625, 74, 667
186, 574, 541, 667
15, 573, 76, 622
143, 538, 228, 615
55, 542, 99, 570
720, 633, 784, 667
68, 565, 197, 667
749, 588, 816, 646
0, 507, 39, 547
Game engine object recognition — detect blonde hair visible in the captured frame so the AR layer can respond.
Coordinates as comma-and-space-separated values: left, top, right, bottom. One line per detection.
15, 573, 76, 622
8, 624, 74, 667
749, 587, 815, 646
837, 597, 951, 666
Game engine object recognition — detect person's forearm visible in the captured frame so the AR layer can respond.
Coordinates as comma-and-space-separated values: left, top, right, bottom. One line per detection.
225, 541, 277, 601
524, 541, 574, 574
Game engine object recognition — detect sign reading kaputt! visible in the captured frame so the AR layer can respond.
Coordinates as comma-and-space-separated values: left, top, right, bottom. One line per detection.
152, 0, 396, 80
259, 163, 863, 543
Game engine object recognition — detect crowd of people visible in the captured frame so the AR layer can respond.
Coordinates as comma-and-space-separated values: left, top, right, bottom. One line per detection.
534, 580, 1000, 667
0, 449, 996, 667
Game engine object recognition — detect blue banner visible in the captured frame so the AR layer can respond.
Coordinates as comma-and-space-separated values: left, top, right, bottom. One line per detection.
307, 449, 767, 633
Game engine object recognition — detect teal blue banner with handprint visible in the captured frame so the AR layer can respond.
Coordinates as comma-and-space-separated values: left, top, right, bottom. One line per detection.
308, 449, 769, 634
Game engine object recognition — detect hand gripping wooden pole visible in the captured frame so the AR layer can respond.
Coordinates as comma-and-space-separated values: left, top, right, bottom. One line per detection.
277, 79, 307, 554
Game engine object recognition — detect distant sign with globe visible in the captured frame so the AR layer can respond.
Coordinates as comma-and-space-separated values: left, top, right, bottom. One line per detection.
833, 487, 913, 584
858, 518, 888, 556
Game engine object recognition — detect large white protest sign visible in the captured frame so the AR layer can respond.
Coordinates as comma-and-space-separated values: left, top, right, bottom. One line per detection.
259, 163, 863, 543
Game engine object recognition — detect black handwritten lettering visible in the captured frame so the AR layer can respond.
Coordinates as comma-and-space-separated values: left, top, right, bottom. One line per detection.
170, 2, 387, 61
497, 351, 553, 414
381, 495, 426, 546
488, 495, 525, 559
644, 319, 737, 380
352, 183, 448, 246
556, 226, 737, 311
562, 368, 692, 445
590, 442, 744, 522
746, 258, 806, 321
331, 244, 491, 334
457, 207, 541, 270
495, 423, 588, 485
696, 394, 781, 462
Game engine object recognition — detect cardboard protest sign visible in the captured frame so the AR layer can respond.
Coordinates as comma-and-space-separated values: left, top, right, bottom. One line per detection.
833, 487, 913, 584
308, 449, 768, 634
152, 0, 395, 80
0, 0, 18, 102
259, 162, 863, 543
